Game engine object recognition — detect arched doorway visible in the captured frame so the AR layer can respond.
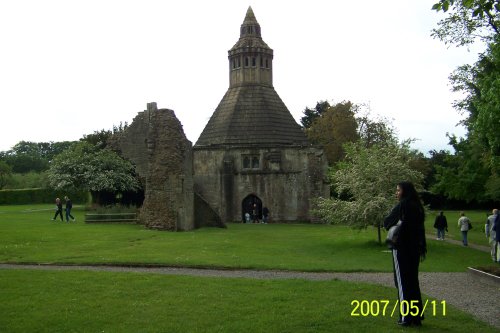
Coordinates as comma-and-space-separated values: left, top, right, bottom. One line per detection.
241, 194, 262, 223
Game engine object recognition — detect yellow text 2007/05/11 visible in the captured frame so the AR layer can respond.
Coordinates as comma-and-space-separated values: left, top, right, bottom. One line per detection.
350, 300, 446, 317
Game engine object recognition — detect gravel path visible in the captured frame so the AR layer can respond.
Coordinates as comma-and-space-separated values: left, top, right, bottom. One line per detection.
1, 263, 499, 329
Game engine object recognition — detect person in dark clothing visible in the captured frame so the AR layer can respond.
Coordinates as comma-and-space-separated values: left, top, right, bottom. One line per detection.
52, 198, 63, 221
262, 206, 269, 224
433, 211, 448, 240
64, 196, 75, 222
252, 203, 260, 223
384, 181, 427, 327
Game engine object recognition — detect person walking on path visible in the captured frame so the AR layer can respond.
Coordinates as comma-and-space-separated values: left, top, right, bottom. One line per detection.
64, 196, 75, 222
485, 209, 499, 262
51, 198, 63, 221
458, 212, 471, 246
384, 181, 427, 327
433, 211, 448, 240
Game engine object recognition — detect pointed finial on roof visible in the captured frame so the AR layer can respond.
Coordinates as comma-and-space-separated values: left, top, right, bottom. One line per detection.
243, 6, 258, 24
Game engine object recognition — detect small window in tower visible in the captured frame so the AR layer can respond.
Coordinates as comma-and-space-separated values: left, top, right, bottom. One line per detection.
265, 59, 269, 68
237, 57, 241, 68
252, 156, 260, 169
232, 60, 236, 69
242, 154, 260, 170
243, 156, 250, 169
260, 57, 264, 68
245, 57, 249, 67
252, 57, 256, 67
249, 26, 254, 34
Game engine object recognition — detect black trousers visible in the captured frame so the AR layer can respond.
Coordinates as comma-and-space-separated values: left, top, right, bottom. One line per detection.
392, 248, 423, 323
53, 209, 63, 221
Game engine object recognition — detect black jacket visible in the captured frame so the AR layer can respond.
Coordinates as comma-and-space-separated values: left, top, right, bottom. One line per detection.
384, 199, 426, 257
433, 215, 448, 229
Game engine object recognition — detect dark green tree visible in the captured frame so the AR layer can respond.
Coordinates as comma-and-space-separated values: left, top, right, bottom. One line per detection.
300, 101, 330, 129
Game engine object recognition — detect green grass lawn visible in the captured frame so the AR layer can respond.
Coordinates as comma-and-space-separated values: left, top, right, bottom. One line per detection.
0, 269, 497, 333
0, 205, 498, 332
0, 205, 493, 272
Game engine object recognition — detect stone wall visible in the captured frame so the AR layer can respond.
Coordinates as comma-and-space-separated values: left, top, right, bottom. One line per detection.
111, 102, 194, 231
193, 145, 329, 222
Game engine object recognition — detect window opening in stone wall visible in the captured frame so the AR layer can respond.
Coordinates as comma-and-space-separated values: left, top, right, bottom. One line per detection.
252, 156, 259, 169
237, 57, 241, 68
242, 155, 260, 170
260, 56, 264, 68
265, 59, 269, 68
232, 59, 236, 69
243, 156, 250, 169
252, 57, 256, 67
245, 57, 249, 67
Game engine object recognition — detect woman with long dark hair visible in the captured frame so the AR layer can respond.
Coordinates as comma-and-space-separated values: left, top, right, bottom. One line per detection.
384, 181, 427, 327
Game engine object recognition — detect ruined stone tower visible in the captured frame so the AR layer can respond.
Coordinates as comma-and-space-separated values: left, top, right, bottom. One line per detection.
193, 7, 329, 223
111, 102, 195, 231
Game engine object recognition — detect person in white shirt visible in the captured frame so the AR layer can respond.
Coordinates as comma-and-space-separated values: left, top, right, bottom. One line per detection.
485, 209, 499, 262
458, 211, 471, 246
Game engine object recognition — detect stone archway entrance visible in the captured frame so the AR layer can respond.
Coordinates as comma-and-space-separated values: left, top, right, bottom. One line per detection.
241, 194, 262, 223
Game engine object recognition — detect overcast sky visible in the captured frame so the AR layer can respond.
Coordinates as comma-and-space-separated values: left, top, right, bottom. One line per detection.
0, 0, 484, 153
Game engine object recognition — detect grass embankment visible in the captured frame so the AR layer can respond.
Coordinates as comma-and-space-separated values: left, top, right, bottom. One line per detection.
0, 269, 497, 333
0, 205, 493, 272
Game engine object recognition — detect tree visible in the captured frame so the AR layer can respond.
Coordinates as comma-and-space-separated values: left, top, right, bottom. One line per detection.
432, 0, 499, 46
0, 161, 12, 189
432, 0, 500, 201
300, 101, 330, 129
431, 135, 493, 201
47, 142, 141, 204
313, 141, 424, 244
356, 111, 397, 148
305, 101, 359, 164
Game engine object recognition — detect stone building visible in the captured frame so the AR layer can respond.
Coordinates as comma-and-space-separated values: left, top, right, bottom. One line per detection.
193, 7, 328, 223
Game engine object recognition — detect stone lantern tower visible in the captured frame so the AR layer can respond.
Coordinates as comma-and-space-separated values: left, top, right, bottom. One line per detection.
193, 7, 328, 223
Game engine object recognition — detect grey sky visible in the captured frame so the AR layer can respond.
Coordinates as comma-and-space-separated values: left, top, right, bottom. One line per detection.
0, 0, 482, 153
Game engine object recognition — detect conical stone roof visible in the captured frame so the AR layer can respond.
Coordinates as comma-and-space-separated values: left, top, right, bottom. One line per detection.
195, 7, 309, 147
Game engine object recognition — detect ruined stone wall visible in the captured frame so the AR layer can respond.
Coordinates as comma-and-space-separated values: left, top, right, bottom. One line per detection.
112, 102, 194, 231
193, 146, 328, 222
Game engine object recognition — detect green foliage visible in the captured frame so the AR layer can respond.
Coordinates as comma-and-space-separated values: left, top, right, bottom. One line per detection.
432, 0, 499, 46
356, 113, 397, 148
47, 141, 141, 194
3, 171, 49, 189
0, 140, 76, 173
432, 136, 495, 201
305, 101, 359, 164
0, 161, 12, 189
80, 122, 129, 149
0, 188, 88, 205
313, 141, 424, 231
432, 1, 500, 201
432, 40, 500, 201
300, 100, 330, 128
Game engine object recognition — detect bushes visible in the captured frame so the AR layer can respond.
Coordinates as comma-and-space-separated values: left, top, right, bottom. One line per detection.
0, 188, 89, 205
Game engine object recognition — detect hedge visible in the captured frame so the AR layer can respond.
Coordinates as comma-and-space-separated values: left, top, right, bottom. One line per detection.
0, 188, 89, 205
